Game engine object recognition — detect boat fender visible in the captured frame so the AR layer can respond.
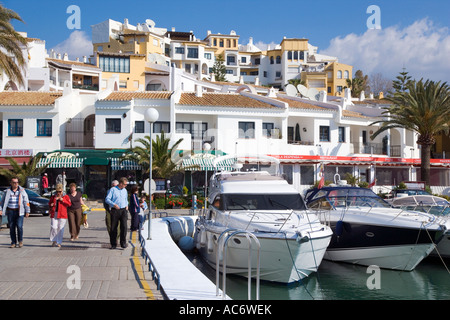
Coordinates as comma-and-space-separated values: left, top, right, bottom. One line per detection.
207, 232, 214, 254
200, 227, 207, 246
335, 220, 344, 236
179, 236, 195, 252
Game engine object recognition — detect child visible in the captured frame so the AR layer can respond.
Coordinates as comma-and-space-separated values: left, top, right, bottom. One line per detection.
139, 195, 148, 230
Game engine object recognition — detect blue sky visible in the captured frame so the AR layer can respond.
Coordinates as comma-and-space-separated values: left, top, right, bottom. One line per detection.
4, 0, 450, 82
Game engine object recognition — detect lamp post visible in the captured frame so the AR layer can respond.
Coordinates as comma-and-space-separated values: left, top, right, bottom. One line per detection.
144, 108, 159, 240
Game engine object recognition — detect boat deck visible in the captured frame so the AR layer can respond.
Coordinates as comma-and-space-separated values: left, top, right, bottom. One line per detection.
140, 217, 230, 300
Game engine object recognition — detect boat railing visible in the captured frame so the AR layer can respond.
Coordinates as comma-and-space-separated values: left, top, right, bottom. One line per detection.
216, 229, 261, 300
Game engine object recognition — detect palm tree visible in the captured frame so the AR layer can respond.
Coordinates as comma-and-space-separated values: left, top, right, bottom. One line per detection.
122, 131, 184, 179
0, 155, 51, 186
370, 79, 450, 185
0, 5, 27, 87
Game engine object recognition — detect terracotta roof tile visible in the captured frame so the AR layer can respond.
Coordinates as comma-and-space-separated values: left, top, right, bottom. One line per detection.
101, 91, 173, 101
0, 91, 62, 106
342, 110, 367, 119
178, 92, 277, 108
276, 97, 328, 110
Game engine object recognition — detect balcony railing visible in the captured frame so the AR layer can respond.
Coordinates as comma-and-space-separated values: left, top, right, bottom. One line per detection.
352, 142, 402, 157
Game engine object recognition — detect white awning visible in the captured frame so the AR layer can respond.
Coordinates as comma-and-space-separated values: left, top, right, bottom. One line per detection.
111, 158, 142, 170
37, 157, 84, 168
182, 157, 236, 171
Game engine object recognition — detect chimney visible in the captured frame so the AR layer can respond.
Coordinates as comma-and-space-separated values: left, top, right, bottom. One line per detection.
249, 37, 253, 45
172, 27, 176, 32
83, 56, 87, 63
195, 84, 203, 97
76, 57, 80, 62
63, 53, 69, 61
359, 90, 365, 101
254, 76, 260, 86
379, 92, 384, 99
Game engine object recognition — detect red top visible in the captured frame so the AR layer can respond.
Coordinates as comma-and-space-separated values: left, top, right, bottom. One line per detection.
42, 176, 48, 188
49, 194, 71, 219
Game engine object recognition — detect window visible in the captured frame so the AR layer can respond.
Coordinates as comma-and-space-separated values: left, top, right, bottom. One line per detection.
238, 122, 255, 139
204, 53, 212, 59
227, 55, 236, 65
226, 69, 233, 74
337, 86, 343, 93
99, 56, 130, 73
106, 119, 121, 133
276, 56, 281, 64
254, 58, 260, 65
300, 51, 304, 60
175, 47, 184, 54
294, 51, 298, 60
337, 70, 342, 79
319, 126, 330, 142
154, 121, 170, 134
288, 51, 292, 60
37, 119, 52, 137
344, 70, 349, 79
8, 119, 23, 136
119, 81, 127, 88
176, 122, 207, 138
270, 56, 274, 64
264, 71, 268, 78
146, 83, 162, 91
338, 127, 345, 142
241, 57, 247, 63
187, 48, 198, 58
263, 123, 274, 137
135, 121, 144, 133
185, 64, 191, 73
275, 71, 281, 78
219, 40, 224, 47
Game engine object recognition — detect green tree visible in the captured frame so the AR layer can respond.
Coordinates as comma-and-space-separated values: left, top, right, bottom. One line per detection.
391, 69, 412, 93
211, 54, 227, 82
370, 79, 450, 185
0, 5, 27, 87
122, 131, 184, 179
286, 78, 305, 88
0, 155, 51, 186
346, 70, 370, 97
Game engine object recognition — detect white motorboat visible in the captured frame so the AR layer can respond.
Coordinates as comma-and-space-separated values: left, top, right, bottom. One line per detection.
304, 181, 447, 271
391, 195, 450, 258
194, 155, 333, 284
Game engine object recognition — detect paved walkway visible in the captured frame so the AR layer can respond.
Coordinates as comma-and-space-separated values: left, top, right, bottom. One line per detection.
0, 203, 175, 300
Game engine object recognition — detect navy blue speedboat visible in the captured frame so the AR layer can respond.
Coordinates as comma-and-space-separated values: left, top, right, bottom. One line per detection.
304, 184, 446, 271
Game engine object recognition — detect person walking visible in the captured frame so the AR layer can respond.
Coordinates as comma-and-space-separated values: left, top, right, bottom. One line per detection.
42, 173, 49, 195
67, 183, 84, 241
0, 177, 30, 248
104, 180, 119, 239
56, 171, 67, 192
129, 185, 140, 232
48, 184, 71, 247
105, 177, 129, 249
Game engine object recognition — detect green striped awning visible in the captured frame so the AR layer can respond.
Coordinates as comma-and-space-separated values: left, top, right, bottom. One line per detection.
182, 157, 236, 171
37, 157, 84, 168
111, 158, 142, 170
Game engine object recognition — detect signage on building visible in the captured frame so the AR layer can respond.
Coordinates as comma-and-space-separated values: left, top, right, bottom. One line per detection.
46, 152, 77, 159
0, 149, 33, 157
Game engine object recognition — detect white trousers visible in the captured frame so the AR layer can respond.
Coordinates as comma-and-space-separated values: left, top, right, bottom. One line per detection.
50, 218, 67, 244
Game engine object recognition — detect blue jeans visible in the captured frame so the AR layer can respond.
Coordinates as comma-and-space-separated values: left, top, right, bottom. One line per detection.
6, 210, 24, 244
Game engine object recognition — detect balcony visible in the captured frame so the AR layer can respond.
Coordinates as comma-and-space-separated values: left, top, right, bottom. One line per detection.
352, 142, 402, 157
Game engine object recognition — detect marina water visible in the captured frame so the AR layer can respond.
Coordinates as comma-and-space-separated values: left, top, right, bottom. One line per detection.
187, 253, 449, 300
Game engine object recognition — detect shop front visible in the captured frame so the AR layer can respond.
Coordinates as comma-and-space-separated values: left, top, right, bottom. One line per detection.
36, 149, 143, 199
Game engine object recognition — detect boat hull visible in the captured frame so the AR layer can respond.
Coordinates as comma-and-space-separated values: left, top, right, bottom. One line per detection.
324, 221, 443, 270
196, 229, 332, 283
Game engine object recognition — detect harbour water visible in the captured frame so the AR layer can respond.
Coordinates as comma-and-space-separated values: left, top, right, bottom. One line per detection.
187, 254, 450, 300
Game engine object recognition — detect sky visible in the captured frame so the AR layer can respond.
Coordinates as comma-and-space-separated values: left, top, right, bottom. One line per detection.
3, 0, 450, 82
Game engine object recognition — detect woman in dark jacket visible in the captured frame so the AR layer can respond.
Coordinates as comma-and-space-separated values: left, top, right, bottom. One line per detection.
129, 185, 140, 232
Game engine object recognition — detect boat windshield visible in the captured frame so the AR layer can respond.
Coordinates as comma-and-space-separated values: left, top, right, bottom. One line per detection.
307, 188, 391, 210
222, 193, 307, 211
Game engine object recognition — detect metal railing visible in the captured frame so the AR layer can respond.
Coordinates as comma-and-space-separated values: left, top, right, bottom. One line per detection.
216, 229, 260, 300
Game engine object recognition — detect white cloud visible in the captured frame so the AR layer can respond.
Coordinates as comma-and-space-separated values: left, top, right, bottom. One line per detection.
253, 41, 279, 51
51, 30, 93, 61
321, 19, 450, 82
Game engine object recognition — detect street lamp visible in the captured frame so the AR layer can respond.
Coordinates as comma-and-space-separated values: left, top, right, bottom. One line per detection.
144, 108, 159, 240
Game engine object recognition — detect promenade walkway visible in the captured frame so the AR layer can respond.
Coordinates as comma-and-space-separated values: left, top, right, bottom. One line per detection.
0, 202, 178, 300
